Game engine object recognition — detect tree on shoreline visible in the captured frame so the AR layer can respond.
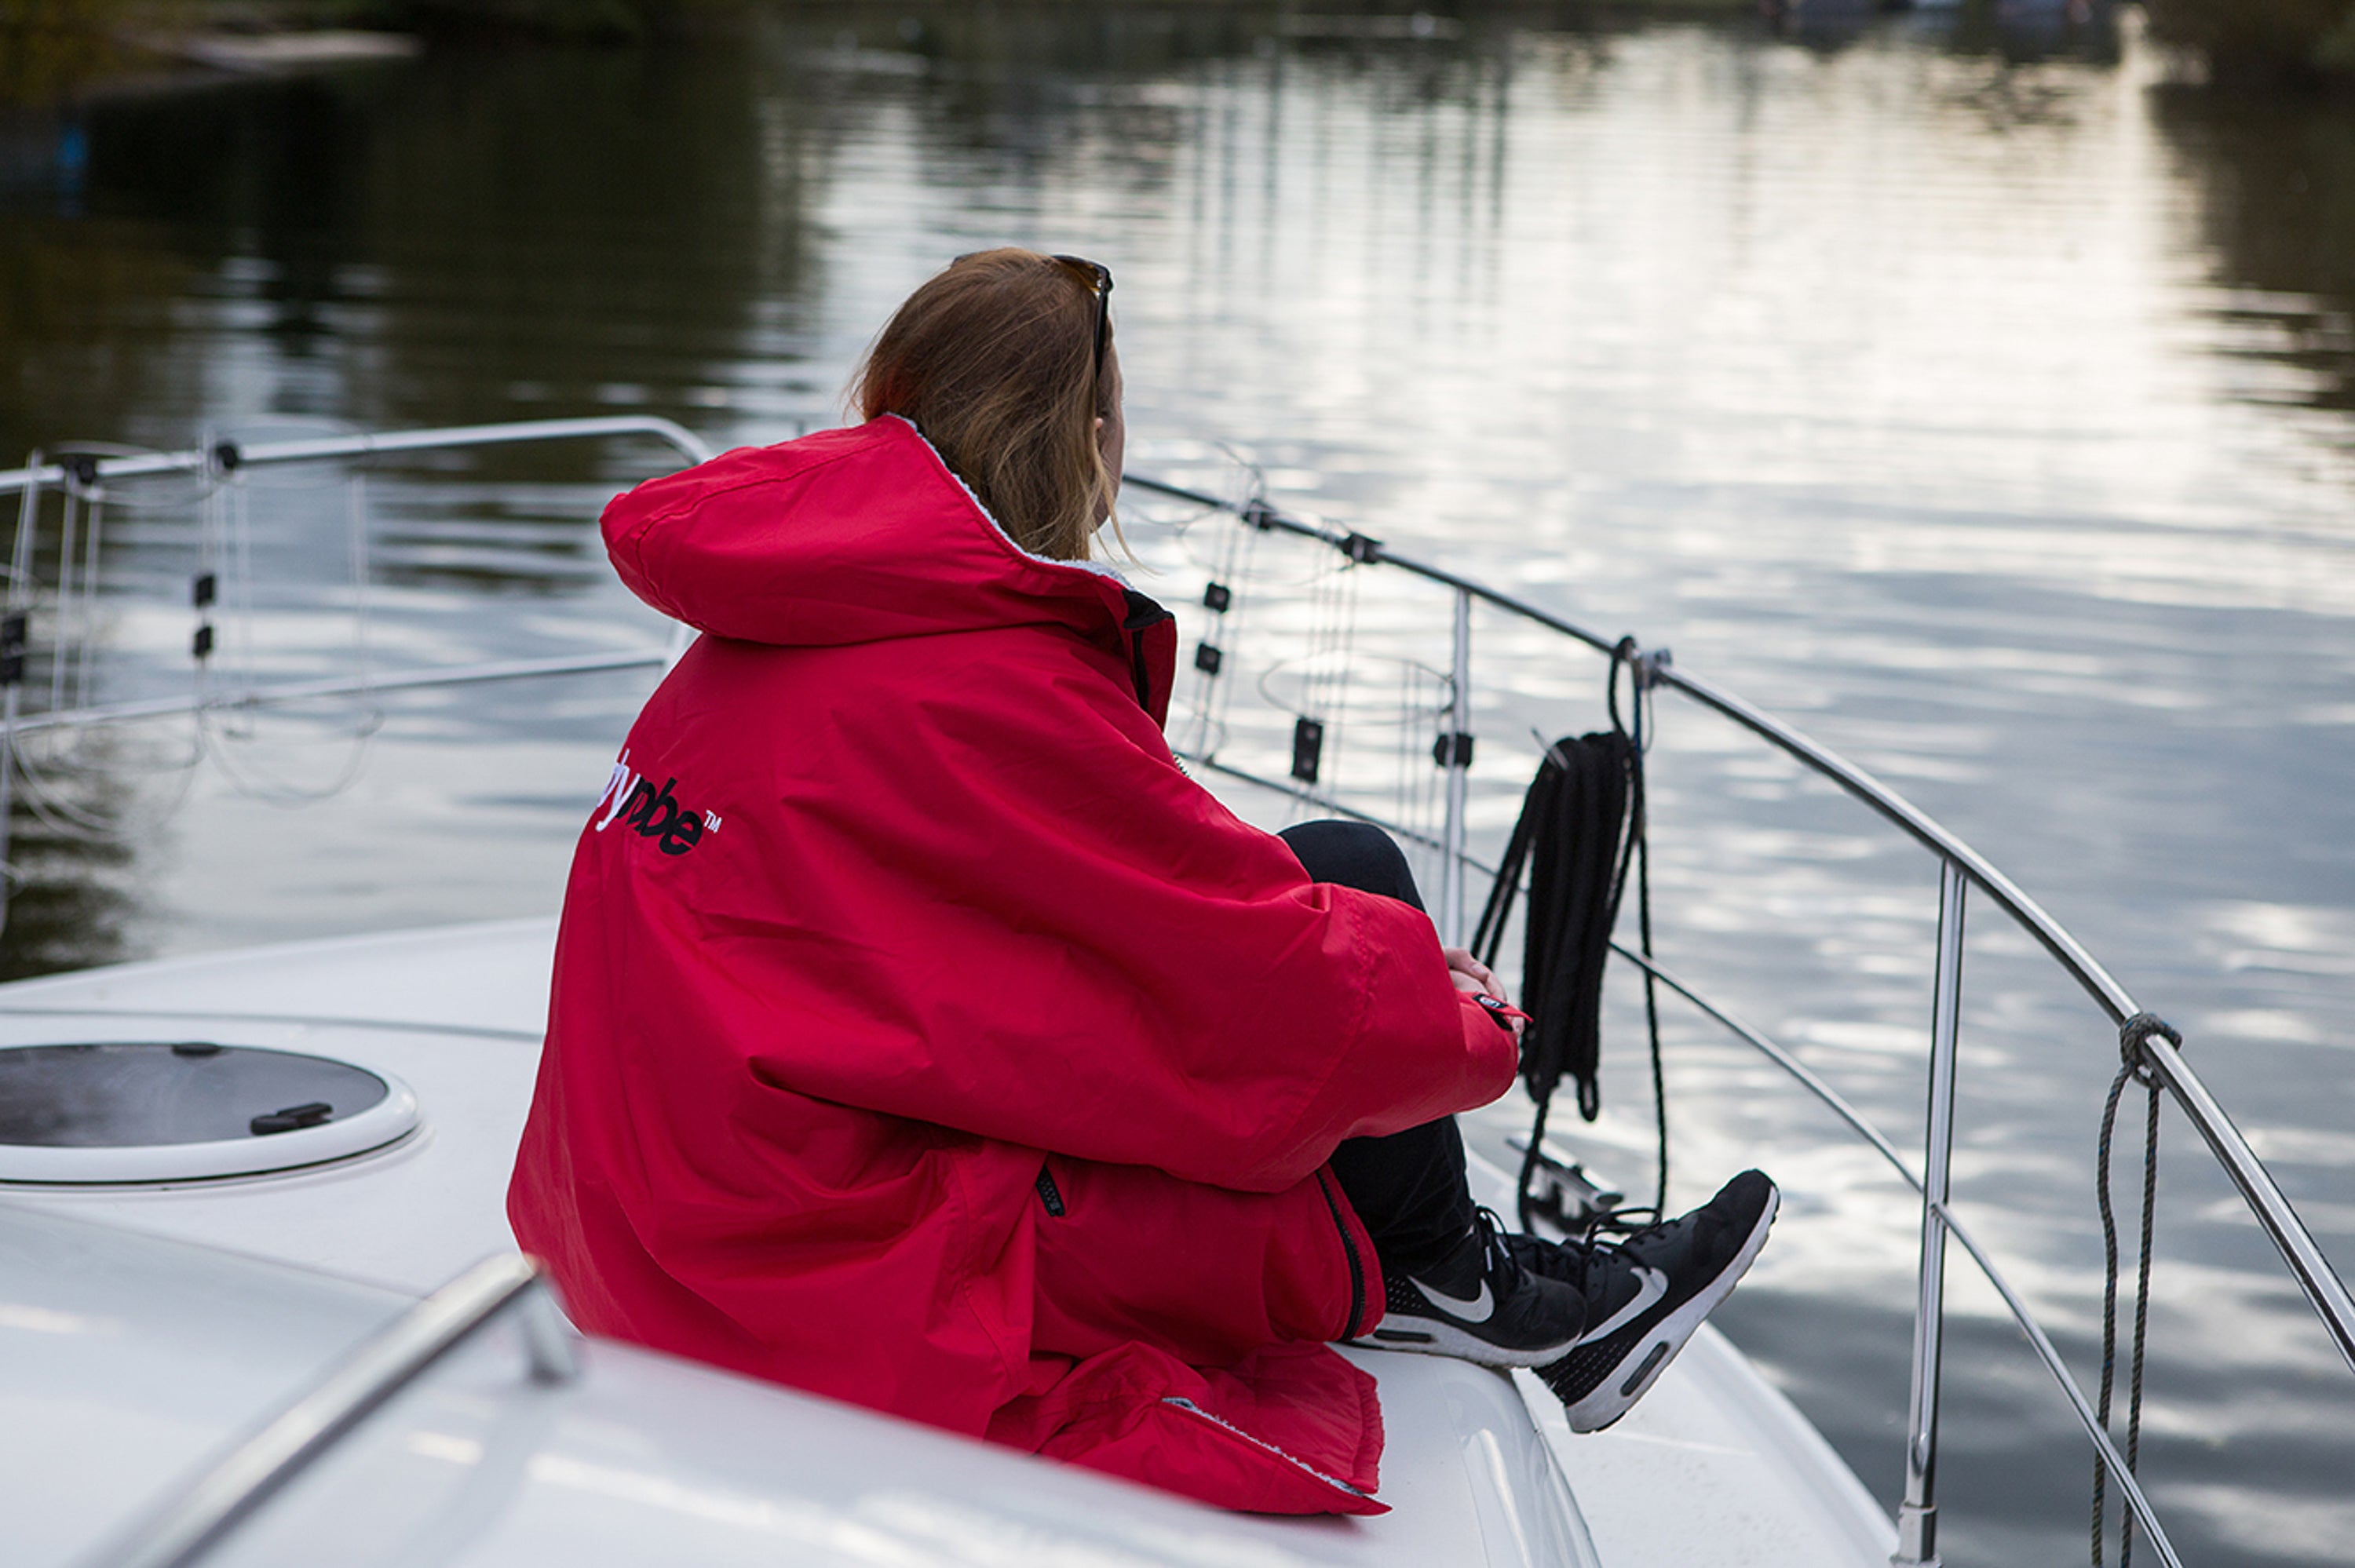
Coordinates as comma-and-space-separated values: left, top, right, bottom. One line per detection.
2145, 0, 2355, 88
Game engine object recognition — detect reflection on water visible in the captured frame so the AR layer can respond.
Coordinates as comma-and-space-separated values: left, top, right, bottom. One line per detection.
47, 49, 827, 436
0, 764, 135, 982
3, 7, 2353, 1565
2158, 84, 2355, 422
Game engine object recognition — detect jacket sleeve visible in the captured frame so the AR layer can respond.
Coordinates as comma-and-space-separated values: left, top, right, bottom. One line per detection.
697, 628, 1521, 1194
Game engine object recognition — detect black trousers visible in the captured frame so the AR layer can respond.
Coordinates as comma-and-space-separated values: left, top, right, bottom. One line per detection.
1279, 820, 1480, 1279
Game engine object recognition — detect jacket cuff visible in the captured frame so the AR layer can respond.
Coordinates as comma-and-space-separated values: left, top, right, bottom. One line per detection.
1455, 990, 1522, 1104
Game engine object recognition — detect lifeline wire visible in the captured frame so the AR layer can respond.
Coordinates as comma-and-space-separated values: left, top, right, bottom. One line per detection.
2092, 1013, 2174, 1568
1186, 499, 1240, 759
195, 458, 382, 805
1286, 525, 1360, 822
1188, 465, 1262, 760
1397, 653, 1442, 888
1174, 450, 1270, 764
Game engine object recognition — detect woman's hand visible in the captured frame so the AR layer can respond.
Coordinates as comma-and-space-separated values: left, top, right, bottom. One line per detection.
1444, 947, 1503, 1002
1444, 948, 1524, 1041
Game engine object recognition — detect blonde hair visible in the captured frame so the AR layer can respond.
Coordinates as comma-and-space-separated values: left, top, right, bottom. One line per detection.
853, 249, 1117, 563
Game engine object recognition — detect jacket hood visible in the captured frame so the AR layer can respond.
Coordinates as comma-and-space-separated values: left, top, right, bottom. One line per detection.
604, 415, 1135, 655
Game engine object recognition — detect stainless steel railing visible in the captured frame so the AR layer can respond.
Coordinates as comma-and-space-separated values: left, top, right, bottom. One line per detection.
0, 414, 714, 498
3, 423, 2346, 1563
1125, 470, 2355, 1568
84, 1255, 578, 1568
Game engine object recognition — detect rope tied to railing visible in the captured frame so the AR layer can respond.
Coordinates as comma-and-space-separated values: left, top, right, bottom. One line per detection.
2116, 1010, 2178, 1085
2093, 1012, 2178, 1568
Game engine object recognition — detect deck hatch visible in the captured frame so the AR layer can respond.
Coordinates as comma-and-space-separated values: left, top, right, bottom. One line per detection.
0, 1042, 418, 1183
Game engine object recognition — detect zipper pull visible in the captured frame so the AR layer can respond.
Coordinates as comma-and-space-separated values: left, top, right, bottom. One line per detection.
1475, 994, 1531, 1033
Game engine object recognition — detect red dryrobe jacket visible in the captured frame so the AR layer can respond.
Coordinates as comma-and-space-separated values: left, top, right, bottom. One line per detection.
509, 415, 1520, 1514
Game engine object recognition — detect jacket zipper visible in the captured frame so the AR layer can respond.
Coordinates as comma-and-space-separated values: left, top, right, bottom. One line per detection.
1314, 1169, 1367, 1341
1160, 1397, 1371, 1501
1035, 1164, 1066, 1218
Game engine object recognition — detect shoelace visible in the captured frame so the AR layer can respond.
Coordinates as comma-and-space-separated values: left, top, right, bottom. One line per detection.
1467, 1205, 1521, 1288
1505, 1205, 1669, 1307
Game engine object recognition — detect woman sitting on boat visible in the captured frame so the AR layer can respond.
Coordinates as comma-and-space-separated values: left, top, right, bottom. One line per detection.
508, 249, 1777, 1515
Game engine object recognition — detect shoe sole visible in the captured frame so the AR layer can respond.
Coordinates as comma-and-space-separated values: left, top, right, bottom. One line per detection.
1348, 1316, 1582, 1370
1557, 1183, 1780, 1433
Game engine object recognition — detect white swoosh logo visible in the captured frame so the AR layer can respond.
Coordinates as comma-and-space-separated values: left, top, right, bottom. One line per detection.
1572, 1266, 1669, 1346
1411, 1274, 1496, 1325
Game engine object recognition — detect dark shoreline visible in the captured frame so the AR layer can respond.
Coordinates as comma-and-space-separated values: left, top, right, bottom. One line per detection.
10, 0, 1763, 111
11, 0, 2351, 122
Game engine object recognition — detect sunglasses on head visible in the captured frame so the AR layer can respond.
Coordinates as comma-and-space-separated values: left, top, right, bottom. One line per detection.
947, 250, 1114, 404
1050, 254, 1114, 379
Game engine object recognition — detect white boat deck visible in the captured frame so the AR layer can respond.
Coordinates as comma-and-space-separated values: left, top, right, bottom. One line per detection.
0, 920, 1894, 1567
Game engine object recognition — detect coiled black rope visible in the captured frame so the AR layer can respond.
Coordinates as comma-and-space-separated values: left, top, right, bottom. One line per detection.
1472, 639, 1666, 1230
2092, 1012, 2176, 1568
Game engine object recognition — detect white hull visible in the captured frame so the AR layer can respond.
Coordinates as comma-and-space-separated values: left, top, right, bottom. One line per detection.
2, 917, 1891, 1567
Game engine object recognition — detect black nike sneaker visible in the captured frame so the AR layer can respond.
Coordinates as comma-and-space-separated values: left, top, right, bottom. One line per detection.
1525, 1169, 1779, 1432
1351, 1207, 1588, 1369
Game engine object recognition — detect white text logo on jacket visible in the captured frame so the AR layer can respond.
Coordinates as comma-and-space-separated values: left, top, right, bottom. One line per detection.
593, 749, 721, 857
